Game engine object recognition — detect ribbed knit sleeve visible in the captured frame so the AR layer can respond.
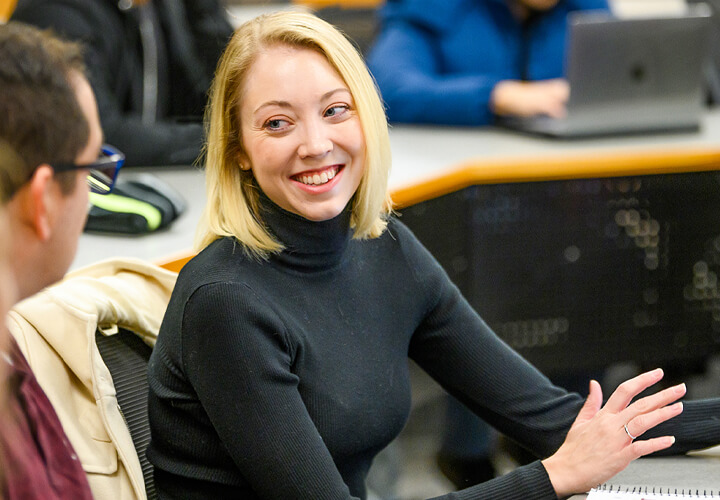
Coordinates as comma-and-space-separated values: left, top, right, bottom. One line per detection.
643, 398, 720, 455
430, 461, 557, 500
393, 220, 580, 458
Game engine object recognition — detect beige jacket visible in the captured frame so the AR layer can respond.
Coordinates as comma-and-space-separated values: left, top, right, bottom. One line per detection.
7, 258, 177, 500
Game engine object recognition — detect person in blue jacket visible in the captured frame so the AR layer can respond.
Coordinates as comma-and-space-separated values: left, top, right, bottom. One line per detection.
367, 0, 610, 126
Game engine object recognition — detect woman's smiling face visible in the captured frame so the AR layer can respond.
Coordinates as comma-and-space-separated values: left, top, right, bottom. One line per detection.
238, 44, 366, 221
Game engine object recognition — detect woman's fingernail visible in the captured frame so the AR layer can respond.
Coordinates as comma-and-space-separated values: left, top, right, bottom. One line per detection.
674, 383, 687, 394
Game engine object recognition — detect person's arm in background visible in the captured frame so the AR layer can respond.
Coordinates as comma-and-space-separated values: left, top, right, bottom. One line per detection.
490, 79, 569, 119
183, 0, 233, 80
367, 17, 502, 126
367, 11, 569, 126
12, 0, 205, 167
490, 0, 609, 120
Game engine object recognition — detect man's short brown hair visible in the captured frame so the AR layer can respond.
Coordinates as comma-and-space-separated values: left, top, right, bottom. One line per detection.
0, 22, 90, 197
0, 140, 27, 204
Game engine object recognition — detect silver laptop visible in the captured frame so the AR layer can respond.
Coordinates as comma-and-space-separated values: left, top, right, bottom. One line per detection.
500, 5, 713, 138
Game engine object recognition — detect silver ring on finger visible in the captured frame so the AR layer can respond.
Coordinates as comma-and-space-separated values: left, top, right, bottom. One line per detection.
624, 423, 638, 441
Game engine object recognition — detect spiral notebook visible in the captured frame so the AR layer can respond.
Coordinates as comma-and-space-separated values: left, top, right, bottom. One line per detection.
581, 444, 720, 500
588, 484, 718, 499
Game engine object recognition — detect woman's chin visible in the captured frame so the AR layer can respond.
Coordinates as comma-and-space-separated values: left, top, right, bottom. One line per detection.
293, 201, 348, 222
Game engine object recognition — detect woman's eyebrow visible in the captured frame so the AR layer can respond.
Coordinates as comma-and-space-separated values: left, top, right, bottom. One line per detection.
254, 100, 291, 116
321, 88, 351, 100
253, 88, 352, 116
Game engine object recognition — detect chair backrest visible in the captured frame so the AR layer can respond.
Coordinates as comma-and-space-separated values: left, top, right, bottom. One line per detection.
95, 328, 156, 500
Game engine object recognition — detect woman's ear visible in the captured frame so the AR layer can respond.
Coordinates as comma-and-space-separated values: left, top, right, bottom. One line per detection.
237, 151, 251, 171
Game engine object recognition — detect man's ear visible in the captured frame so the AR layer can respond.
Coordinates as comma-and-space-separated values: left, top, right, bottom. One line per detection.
25, 165, 56, 241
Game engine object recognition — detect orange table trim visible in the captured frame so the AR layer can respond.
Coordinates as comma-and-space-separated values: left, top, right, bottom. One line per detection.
157, 253, 194, 273
390, 148, 720, 209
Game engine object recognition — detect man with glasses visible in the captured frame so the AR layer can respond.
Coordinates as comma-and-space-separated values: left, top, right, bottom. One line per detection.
0, 25, 123, 300
0, 22, 122, 499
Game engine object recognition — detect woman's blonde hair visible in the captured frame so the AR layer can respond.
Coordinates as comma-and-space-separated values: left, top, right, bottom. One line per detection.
197, 10, 393, 257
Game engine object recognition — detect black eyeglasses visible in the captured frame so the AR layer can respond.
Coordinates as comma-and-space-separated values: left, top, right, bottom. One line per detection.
52, 144, 125, 194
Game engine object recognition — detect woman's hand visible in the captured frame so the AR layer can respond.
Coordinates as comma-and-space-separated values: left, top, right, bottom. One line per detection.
541, 368, 685, 498
490, 79, 570, 119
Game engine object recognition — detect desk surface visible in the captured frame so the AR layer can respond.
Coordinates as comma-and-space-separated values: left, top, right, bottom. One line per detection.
73, 165, 205, 271
569, 446, 720, 499
388, 112, 720, 207
72, 109, 720, 270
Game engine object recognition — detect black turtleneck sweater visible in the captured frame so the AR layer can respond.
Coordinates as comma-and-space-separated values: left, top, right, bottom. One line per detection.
147, 199, 720, 500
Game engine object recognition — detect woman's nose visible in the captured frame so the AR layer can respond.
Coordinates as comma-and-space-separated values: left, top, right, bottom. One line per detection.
298, 122, 333, 159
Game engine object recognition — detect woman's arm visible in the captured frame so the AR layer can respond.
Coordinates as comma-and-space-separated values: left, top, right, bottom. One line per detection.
397, 221, 691, 498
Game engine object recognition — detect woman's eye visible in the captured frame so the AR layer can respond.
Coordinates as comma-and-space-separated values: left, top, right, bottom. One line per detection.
264, 118, 288, 131
325, 105, 349, 118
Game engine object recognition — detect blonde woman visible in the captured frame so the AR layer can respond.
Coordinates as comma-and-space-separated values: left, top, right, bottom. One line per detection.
147, 11, 720, 500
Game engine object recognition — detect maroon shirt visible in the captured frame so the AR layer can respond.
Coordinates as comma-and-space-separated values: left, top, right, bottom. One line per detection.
0, 337, 94, 500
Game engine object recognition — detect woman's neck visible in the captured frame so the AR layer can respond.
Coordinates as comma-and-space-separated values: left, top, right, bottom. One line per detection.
259, 193, 353, 272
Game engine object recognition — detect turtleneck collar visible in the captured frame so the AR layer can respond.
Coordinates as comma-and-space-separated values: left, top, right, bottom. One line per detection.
258, 192, 353, 272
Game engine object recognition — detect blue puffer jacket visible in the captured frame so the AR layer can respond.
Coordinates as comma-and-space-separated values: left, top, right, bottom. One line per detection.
367, 0, 609, 125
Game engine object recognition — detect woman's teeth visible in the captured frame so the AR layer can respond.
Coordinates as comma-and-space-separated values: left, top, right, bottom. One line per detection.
298, 166, 338, 186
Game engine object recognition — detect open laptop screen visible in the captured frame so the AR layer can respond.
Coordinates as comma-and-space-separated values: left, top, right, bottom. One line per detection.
499, 5, 712, 137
